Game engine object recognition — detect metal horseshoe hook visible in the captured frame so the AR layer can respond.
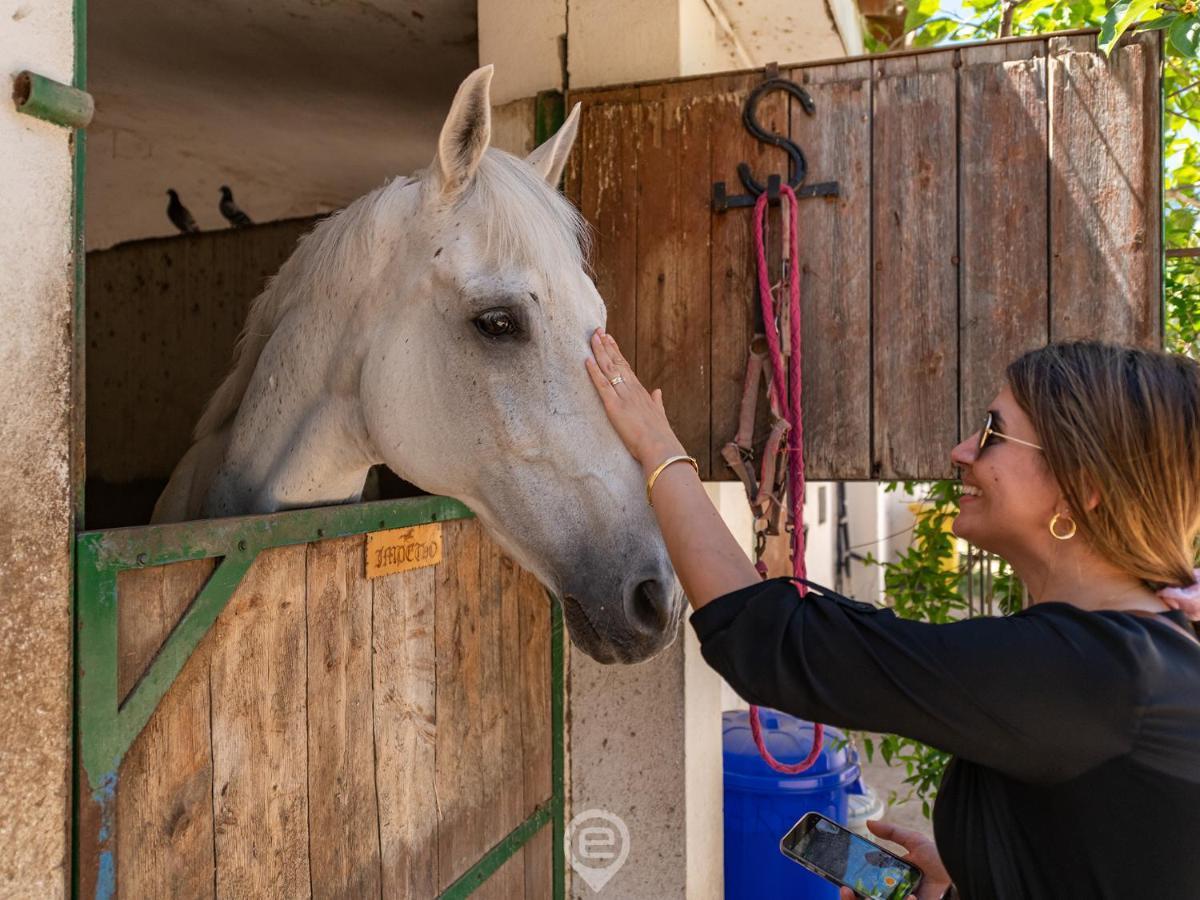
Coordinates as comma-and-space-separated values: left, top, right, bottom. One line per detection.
737, 78, 815, 199
712, 72, 840, 212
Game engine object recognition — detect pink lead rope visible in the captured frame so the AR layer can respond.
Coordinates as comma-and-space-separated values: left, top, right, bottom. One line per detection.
747, 185, 825, 774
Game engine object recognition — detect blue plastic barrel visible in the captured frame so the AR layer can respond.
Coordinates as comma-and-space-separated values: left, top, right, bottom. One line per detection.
723, 710, 864, 899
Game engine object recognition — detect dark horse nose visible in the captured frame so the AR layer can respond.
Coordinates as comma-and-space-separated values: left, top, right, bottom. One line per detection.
623, 576, 676, 635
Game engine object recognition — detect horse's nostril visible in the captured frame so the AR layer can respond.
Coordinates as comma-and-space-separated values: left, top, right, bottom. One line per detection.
625, 578, 673, 634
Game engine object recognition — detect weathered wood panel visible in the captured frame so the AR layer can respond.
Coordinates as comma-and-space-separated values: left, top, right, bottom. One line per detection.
519, 562, 554, 898
436, 520, 486, 890
872, 50, 960, 479
104, 519, 554, 898
117, 561, 218, 900
577, 87, 642, 360
306, 536, 381, 899
209, 544, 312, 897
570, 33, 1161, 482
1049, 32, 1162, 346
959, 41, 1051, 435
790, 60, 874, 477
635, 81, 715, 477
373, 562, 439, 898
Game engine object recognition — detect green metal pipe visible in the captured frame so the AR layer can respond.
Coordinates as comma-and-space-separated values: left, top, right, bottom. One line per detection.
12, 70, 94, 129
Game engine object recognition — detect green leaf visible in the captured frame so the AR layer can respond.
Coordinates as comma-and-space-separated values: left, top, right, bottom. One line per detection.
1100, 0, 1161, 55
1137, 12, 1177, 30
1169, 15, 1200, 57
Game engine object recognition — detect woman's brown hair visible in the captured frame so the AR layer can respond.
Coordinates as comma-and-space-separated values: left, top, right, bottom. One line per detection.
1007, 341, 1200, 590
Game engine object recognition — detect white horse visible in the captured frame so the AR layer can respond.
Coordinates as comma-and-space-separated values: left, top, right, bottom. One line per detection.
153, 66, 681, 664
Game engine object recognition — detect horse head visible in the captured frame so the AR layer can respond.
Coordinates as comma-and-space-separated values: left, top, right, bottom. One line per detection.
360, 67, 683, 663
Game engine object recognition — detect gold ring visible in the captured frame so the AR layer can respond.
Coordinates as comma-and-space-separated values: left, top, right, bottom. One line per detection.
609, 375, 624, 386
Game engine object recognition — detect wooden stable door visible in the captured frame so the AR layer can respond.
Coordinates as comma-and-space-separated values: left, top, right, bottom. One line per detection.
75, 502, 561, 899
566, 32, 1162, 482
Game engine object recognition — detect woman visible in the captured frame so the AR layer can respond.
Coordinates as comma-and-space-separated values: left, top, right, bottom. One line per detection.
584, 332, 1200, 900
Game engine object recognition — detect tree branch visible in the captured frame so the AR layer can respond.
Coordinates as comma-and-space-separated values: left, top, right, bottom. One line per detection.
999, 0, 1031, 36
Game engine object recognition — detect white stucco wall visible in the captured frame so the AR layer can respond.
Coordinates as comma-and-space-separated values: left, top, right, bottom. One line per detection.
0, 3, 77, 897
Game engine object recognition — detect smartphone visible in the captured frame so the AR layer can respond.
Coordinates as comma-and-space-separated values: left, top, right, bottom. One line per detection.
779, 812, 922, 900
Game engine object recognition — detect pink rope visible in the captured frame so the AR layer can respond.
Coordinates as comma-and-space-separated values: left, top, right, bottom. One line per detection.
747, 185, 824, 775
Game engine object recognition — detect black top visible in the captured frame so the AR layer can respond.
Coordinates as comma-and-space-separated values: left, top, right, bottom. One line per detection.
691, 578, 1200, 900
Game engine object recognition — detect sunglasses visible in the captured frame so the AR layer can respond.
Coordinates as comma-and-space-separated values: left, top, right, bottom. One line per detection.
978, 410, 1043, 454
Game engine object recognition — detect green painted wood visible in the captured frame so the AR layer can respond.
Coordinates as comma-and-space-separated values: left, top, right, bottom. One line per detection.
535, 90, 566, 147
79, 495, 473, 570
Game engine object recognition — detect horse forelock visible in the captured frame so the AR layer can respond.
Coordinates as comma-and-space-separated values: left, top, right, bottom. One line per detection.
466, 150, 592, 283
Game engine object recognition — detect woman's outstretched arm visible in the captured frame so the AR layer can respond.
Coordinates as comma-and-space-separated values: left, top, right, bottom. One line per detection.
584, 328, 760, 610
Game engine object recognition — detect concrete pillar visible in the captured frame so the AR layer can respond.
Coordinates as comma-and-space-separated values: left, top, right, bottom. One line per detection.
0, 4, 78, 897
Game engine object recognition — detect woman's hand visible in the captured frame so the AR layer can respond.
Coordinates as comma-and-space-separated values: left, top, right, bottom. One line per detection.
838, 819, 952, 900
584, 326, 762, 609
585, 328, 686, 471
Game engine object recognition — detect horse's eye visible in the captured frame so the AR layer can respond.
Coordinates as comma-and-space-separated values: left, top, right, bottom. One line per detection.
474, 309, 520, 338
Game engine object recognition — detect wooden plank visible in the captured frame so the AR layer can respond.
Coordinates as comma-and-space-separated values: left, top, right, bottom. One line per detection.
116, 564, 165, 702
117, 560, 217, 899
708, 72, 788, 479
435, 519, 486, 889
306, 535, 382, 899
117, 557, 216, 702
522, 827, 554, 900
372, 563, 439, 898
1048, 32, 1161, 346
209, 544, 311, 897
576, 89, 641, 370
871, 50, 960, 479
470, 538, 528, 898
959, 41, 1051, 434
790, 60, 874, 478
635, 80, 714, 477
519, 568, 553, 895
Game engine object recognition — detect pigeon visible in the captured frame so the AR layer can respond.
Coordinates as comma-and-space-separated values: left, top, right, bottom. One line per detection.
166, 189, 199, 234
219, 185, 253, 227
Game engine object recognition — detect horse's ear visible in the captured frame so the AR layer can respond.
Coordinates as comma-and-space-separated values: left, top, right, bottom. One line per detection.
435, 65, 494, 196
525, 102, 581, 188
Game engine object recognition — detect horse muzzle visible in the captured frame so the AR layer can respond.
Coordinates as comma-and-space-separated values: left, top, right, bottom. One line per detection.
560, 567, 684, 664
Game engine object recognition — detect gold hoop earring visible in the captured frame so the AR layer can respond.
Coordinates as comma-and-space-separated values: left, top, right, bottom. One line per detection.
1049, 513, 1077, 541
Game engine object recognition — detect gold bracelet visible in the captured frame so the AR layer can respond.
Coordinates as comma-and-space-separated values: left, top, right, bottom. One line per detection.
645, 454, 699, 506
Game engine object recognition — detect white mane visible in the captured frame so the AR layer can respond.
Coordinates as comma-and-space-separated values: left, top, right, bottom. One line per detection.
193, 149, 589, 442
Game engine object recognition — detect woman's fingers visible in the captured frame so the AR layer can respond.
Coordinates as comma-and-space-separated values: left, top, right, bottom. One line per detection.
585, 357, 617, 401
590, 329, 618, 375
838, 889, 857, 900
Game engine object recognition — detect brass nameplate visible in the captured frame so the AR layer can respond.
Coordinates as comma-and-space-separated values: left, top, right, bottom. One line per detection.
366, 523, 443, 578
